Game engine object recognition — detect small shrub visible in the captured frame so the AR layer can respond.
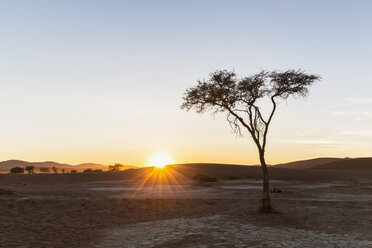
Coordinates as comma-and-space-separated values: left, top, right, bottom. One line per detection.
70, 170, 77, 173
83, 168, 93, 173
192, 174, 217, 183
93, 169, 103, 172
39, 167, 50, 173
270, 188, 282, 193
10, 167, 24, 174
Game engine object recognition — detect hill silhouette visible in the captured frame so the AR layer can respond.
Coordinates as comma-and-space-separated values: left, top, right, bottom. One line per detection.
3, 162, 372, 186
273, 157, 350, 169
2, 156, 371, 173
0, 159, 109, 171
310, 157, 372, 169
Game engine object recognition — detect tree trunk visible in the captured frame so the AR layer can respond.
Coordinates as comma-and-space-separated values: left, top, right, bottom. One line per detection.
259, 150, 273, 213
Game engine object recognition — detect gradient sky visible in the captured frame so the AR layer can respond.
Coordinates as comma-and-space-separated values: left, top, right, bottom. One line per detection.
0, 0, 371, 166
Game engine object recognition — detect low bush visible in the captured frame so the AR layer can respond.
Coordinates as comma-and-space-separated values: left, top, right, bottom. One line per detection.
192, 174, 217, 183
39, 167, 50, 173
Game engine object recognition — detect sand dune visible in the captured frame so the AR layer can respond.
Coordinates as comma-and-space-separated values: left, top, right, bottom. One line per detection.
0, 159, 109, 170
274, 157, 372, 170
2, 162, 372, 186
310, 157, 372, 169
273, 157, 350, 169
2, 156, 371, 174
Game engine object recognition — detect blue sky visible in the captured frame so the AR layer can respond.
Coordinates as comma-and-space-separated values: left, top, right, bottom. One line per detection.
0, 1, 371, 165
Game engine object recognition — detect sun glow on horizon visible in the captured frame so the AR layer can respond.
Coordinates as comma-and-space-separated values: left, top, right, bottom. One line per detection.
149, 153, 173, 168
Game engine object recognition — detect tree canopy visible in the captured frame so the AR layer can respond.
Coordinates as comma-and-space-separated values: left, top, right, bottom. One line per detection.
181, 69, 320, 152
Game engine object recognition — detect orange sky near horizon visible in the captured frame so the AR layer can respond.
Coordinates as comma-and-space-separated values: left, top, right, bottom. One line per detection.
1, 1, 371, 166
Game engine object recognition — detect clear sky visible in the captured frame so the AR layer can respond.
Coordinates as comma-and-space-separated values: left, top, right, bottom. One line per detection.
0, 0, 371, 166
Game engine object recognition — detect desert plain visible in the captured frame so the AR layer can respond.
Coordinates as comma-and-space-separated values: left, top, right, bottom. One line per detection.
1, 162, 372, 248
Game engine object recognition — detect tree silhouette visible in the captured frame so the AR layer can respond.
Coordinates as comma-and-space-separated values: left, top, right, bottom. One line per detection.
181, 69, 320, 213
25, 166, 35, 174
10, 167, 24, 174
109, 163, 123, 171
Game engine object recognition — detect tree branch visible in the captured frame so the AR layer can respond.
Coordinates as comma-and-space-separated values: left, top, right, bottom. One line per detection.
262, 96, 277, 150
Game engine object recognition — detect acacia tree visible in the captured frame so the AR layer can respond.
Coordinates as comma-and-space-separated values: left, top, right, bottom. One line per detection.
25, 166, 35, 174
181, 69, 320, 212
10, 167, 24, 174
109, 163, 124, 171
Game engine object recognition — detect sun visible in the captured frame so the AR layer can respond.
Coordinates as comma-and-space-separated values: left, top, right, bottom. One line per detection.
149, 153, 173, 168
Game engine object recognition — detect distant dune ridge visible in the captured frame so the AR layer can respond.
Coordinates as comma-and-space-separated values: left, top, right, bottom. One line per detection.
2, 160, 372, 186
273, 157, 350, 169
273, 157, 372, 169
309, 157, 372, 169
0, 159, 109, 171
1, 156, 371, 173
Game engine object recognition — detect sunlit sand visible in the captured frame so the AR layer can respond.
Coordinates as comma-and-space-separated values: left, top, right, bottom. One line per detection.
1, 163, 372, 247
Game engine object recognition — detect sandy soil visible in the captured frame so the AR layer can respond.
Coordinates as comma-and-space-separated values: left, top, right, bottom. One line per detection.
1, 168, 372, 247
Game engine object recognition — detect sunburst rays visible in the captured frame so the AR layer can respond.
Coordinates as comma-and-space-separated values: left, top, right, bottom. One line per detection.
129, 165, 191, 199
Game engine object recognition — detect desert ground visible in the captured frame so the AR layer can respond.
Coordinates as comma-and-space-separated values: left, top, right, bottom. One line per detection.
1, 164, 372, 248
